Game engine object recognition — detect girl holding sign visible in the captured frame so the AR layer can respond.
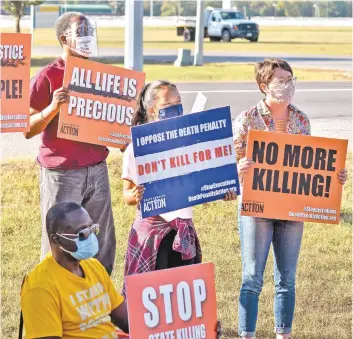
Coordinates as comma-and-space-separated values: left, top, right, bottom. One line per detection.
233, 58, 348, 339
121, 80, 237, 295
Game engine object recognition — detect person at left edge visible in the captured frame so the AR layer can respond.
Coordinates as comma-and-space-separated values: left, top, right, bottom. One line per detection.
21, 202, 129, 339
23, 12, 116, 275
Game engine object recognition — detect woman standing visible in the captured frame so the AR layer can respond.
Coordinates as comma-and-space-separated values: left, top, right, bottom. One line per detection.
233, 59, 347, 339
122, 80, 237, 295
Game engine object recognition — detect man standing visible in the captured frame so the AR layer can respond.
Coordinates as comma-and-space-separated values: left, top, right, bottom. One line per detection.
21, 202, 128, 339
24, 12, 115, 274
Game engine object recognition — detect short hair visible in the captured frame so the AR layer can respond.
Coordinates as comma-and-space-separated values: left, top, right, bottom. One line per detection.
46, 202, 82, 237
54, 11, 84, 46
255, 58, 293, 94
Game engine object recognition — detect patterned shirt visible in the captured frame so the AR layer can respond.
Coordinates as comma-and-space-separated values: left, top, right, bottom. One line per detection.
232, 99, 311, 164
122, 212, 202, 298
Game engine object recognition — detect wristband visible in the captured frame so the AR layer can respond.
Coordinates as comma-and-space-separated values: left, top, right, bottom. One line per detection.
41, 111, 49, 124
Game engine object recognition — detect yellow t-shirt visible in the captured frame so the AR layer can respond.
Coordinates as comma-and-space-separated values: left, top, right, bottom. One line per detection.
21, 254, 124, 339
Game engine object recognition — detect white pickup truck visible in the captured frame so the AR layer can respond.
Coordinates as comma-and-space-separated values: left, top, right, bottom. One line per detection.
176, 7, 259, 43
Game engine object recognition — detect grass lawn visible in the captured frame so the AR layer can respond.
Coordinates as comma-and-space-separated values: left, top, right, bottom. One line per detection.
1, 154, 352, 339
30, 61, 352, 82
2, 26, 351, 56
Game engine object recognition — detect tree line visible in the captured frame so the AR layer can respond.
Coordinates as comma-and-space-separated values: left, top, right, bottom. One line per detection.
153, 1, 352, 18
3, 0, 352, 33
92, 0, 353, 18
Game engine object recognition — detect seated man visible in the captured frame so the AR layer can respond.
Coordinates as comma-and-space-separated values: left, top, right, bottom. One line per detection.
21, 202, 128, 339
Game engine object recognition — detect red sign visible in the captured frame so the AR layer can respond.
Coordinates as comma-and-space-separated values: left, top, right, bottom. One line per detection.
242, 130, 348, 224
1, 33, 31, 132
58, 55, 145, 149
126, 263, 218, 339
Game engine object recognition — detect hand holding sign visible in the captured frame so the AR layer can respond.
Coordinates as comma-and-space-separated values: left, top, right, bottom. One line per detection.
216, 321, 222, 339
238, 157, 255, 174
131, 185, 145, 204
223, 189, 237, 201
50, 87, 70, 113
338, 169, 348, 185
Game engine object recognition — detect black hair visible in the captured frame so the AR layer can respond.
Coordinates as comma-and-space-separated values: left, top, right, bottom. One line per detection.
132, 83, 151, 126
131, 80, 177, 126
54, 11, 84, 46
46, 202, 82, 237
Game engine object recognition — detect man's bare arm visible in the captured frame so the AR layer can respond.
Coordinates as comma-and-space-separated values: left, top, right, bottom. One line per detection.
24, 87, 69, 139
111, 301, 129, 334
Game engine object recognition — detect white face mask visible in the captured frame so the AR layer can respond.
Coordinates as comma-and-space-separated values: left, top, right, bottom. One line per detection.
265, 79, 296, 104
74, 36, 95, 57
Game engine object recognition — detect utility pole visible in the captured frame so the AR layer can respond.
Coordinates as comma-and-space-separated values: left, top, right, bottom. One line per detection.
124, 0, 144, 71
150, 0, 153, 17
194, 0, 204, 66
30, 5, 35, 44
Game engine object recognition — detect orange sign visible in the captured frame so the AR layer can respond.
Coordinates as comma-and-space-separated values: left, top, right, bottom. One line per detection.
126, 263, 218, 339
0, 33, 31, 133
241, 130, 348, 224
58, 55, 145, 149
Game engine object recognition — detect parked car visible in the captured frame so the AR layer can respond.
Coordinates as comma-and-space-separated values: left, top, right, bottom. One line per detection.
176, 7, 259, 42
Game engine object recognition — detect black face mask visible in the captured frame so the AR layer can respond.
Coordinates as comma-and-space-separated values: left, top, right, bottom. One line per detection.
158, 104, 184, 119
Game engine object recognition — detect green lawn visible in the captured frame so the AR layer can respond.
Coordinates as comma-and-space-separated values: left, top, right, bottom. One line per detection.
30, 61, 352, 82
2, 26, 351, 56
1, 154, 352, 338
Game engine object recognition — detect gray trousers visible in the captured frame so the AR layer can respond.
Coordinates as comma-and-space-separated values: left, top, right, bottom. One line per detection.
40, 161, 116, 274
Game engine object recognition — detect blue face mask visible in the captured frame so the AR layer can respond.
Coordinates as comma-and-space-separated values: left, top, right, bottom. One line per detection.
158, 104, 183, 120
57, 233, 99, 260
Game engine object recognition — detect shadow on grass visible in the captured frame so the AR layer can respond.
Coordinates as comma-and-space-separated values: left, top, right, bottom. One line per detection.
30, 57, 174, 68
222, 328, 238, 338
340, 211, 352, 224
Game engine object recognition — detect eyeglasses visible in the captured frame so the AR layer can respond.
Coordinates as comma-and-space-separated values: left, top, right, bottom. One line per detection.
271, 76, 297, 86
64, 24, 95, 38
58, 224, 100, 241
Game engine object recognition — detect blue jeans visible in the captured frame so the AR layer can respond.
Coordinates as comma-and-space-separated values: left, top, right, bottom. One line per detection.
238, 213, 303, 337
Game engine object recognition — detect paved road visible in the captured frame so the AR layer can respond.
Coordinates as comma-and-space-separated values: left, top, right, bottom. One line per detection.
1, 81, 351, 161
179, 81, 352, 119
32, 46, 352, 71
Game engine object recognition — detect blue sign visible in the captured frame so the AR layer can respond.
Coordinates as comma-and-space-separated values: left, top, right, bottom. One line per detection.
131, 106, 240, 218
